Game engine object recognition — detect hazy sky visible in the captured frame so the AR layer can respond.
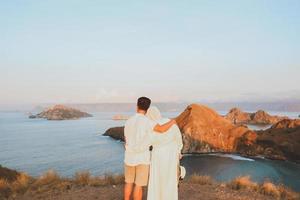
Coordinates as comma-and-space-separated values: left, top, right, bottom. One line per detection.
1, 0, 300, 106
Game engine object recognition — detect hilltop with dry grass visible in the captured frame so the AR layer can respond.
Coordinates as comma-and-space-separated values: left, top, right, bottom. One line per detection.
0, 165, 299, 200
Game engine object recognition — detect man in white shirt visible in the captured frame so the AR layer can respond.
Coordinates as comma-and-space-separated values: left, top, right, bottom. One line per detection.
124, 97, 176, 200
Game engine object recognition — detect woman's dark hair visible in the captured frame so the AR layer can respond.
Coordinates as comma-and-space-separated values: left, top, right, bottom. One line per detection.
137, 97, 151, 111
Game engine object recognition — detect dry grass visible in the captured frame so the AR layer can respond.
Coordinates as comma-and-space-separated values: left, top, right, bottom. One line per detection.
187, 174, 214, 185
259, 181, 300, 199
227, 176, 300, 199
29, 169, 69, 194
0, 179, 10, 190
0, 179, 11, 198
260, 181, 281, 198
277, 184, 300, 200
74, 171, 91, 185
34, 170, 62, 186
73, 171, 124, 187
10, 173, 31, 193
0, 173, 31, 198
0, 169, 299, 200
227, 176, 258, 190
102, 174, 124, 185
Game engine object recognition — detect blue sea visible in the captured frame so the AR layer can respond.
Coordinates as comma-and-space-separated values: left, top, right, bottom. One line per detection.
0, 111, 299, 191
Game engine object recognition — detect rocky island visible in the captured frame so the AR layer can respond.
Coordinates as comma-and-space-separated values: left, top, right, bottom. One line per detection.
103, 104, 300, 163
29, 105, 92, 120
225, 108, 288, 125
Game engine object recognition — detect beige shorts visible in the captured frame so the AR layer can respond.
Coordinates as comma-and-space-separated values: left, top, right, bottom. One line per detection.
124, 164, 149, 186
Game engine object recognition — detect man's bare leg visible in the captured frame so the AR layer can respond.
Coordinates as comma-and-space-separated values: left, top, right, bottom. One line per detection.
124, 183, 133, 200
133, 185, 143, 200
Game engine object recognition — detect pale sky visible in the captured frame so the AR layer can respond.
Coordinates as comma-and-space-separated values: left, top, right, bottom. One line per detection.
1, 0, 300, 107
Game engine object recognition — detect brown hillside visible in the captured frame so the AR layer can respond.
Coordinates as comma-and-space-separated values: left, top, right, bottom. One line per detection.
238, 119, 300, 162
175, 104, 256, 153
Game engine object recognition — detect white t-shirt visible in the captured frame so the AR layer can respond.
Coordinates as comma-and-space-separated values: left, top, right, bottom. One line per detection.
124, 113, 156, 166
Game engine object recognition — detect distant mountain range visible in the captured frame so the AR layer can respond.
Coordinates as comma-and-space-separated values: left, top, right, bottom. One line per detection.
28, 101, 300, 113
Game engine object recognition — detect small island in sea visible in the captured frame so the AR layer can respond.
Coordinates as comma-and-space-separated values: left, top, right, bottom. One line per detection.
112, 115, 129, 120
29, 105, 92, 120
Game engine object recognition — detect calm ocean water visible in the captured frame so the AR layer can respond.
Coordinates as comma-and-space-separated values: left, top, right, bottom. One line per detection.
0, 111, 299, 191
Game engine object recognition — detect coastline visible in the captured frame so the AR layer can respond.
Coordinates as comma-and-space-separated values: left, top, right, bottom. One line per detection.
104, 134, 300, 164
183, 152, 300, 164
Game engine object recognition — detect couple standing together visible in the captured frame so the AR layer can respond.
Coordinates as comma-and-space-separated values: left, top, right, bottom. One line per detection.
124, 97, 183, 200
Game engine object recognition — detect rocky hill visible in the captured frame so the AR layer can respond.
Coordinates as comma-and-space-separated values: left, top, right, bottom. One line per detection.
270, 119, 300, 129
225, 108, 288, 125
29, 105, 92, 120
238, 119, 300, 162
175, 104, 256, 153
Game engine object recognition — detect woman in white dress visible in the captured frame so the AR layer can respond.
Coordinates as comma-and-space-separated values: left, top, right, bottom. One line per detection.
146, 106, 183, 200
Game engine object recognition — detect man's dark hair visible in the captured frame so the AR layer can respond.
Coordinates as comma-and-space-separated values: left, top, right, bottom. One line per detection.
137, 97, 151, 111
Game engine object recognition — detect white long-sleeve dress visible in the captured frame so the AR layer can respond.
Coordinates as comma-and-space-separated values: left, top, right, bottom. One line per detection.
147, 118, 183, 200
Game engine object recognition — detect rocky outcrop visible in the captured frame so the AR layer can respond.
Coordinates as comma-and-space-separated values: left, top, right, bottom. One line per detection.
270, 119, 300, 129
225, 108, 288, 125
29, 105, 92, 120
103, 127, 125, 141
224, 108, 251, 124
175, 104, 256, 153
237, 119, 300, 162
